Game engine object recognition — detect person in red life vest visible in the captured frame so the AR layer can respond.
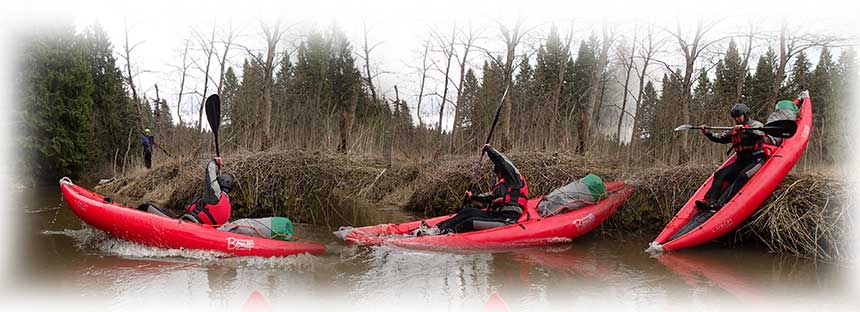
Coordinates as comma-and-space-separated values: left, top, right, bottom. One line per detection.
136, 157, 234, 225
182, 156, 234, 225
695, 103, 766, 211
418, 144, 528, 235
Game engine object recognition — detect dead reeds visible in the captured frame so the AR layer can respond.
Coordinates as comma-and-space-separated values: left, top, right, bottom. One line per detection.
737, 174, 850, 261
97, 150, 849, 260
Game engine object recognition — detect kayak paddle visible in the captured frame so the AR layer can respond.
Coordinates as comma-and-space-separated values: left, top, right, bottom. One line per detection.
204, 94, 222, 157
674, 119, 798, 138
460, 82, 511, 211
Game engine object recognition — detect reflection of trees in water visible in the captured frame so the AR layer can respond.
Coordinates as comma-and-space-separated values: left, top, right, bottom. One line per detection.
348, 247, 494, 310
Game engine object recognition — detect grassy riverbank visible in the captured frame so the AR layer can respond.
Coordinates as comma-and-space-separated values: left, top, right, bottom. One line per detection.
96, 150, 849, 261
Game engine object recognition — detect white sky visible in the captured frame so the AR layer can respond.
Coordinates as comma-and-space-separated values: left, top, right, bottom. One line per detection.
3, 0, 858, 131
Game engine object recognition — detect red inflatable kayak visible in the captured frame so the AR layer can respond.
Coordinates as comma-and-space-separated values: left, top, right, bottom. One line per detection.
338, 181, 633, 251
60, 178, 326, 257
647, 92, 813, 253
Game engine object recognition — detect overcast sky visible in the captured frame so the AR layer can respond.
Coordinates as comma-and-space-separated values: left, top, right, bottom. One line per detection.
2, 0, 858, 131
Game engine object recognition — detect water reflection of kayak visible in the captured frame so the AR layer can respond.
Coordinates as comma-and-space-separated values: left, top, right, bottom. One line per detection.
657, 252, 765, 303
481, 291, 511, 312
337, 182, 633, 251
648, 92, 813, 253
241, 290, 271, 312
508, 246, 615, 279
60, 179, 326, 257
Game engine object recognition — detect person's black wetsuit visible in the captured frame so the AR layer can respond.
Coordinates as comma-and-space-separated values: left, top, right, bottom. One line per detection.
701, 119, 766, 209
436, 147, 528, 233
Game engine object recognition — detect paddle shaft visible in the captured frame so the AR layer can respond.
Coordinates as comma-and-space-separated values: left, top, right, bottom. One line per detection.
479, 85, 510, 163
461, 83, 511, 209
152, 142, 175, 158
700, 125, 780, 131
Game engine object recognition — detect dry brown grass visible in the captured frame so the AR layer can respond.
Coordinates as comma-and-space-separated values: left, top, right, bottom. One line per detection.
97, 150, 849, 260
96, 150, 419, 229
737, 174, 850, 261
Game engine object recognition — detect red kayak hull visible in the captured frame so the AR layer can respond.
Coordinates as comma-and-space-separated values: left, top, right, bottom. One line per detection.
342, 182, 634, 251
649, 94, 813, 252
60, 180, 326, 257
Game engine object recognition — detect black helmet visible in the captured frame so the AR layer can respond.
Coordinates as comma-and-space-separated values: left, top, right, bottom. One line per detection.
216, 174, 235, 193
730, 103, 750, 118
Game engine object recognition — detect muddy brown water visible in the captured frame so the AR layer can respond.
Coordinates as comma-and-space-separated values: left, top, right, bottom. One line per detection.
9, 184, 859, 311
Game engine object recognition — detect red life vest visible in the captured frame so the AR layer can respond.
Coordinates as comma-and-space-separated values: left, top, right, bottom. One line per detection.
731, 123, 763, 153
185, 193, 231, 225
490, 175, 529, 209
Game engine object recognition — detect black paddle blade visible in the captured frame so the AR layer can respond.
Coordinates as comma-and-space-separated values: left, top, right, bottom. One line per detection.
761, 119, 798, 138
205, 94, 221, 134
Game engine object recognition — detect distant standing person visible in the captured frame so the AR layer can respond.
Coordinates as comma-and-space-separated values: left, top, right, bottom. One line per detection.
142, 128, 154, 169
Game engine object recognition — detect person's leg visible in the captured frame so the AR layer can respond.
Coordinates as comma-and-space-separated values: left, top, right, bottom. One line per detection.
436, 208, 490, 233
704, 162, 743, 201
465, 210, 523, 231
144, 152, 152, 169
716, 158, 764, 208
136, 202, 178, 218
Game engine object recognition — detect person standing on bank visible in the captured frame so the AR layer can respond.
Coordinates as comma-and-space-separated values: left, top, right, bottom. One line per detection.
141, 128, 155, 169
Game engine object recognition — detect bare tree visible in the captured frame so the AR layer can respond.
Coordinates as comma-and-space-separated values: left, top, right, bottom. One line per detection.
238, 21, 286, 150
431, 24, 457, 134
656, 19, 725, 163
358, 21, 383, 103
120, 21, 144, 131
497, 18, 528, 151
577, 22, 617, 154
413, 39, 432, 126
553, 22, 575, 142
450, 22, 482, 152
216, 23, 238, 94
630, 24, 665, 150
190, 23, 217, 132
174, 39, 191, 126
616, 27, 637, 144
734, 22, 761, 104
766, 22, 839, 112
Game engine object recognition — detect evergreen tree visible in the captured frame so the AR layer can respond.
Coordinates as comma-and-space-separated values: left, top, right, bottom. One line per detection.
691, 68, 713, 124
785, 51, 812, 99
713, 40, 744, 107
456, 69, 481, 131
271, 52, 294, 135
232, 58, 264, 146
654, 71, 684, 149
157, 99, 173, 127
809, 47, 837, 161
633, 80, 658, 143
221, 67, 239, 125
471, 59, 505, 145
747, 49, 776, 118
534, 26, 564, 97
566, 37, 597, 120
82, 24, 134, 166
21, 27, 95, 179
810, 47, 836, 122
511, 55, 535, 144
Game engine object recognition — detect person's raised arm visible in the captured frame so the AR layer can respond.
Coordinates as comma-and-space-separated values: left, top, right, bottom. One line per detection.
203, 159, 222, 204
483, 145, 523, 187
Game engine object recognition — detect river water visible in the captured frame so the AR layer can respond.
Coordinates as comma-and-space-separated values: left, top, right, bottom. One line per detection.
6, 184, 859, 311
